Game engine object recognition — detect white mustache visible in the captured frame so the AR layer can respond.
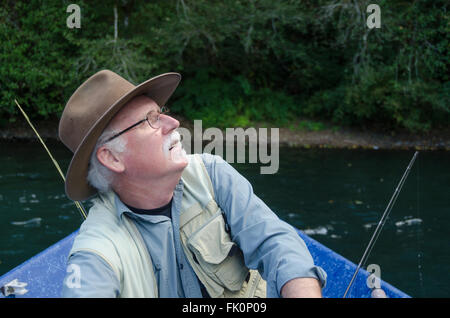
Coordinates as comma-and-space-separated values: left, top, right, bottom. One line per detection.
163, 130, 181, 156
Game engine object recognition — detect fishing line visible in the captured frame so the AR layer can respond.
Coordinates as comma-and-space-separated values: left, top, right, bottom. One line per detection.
343, 151, 419, 298
416, 151, 424, 296
14, 99, 87, 220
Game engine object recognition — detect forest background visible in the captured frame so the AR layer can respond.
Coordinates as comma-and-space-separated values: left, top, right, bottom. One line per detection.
0, 0, 448, 138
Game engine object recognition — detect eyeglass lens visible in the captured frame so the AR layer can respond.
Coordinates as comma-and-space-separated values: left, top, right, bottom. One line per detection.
147, 106, 169, 128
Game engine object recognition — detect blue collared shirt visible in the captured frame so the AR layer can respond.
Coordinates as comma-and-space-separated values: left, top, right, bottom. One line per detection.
62, 153, 326, 298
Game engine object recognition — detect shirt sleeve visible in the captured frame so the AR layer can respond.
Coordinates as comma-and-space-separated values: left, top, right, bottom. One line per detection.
200, 153, 327, 297
61, 251, 120, 298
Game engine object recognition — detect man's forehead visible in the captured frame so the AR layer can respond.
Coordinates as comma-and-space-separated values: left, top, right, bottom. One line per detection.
121, 95, 159, 114
126, 95, 159, 110
109, 95, 159, 127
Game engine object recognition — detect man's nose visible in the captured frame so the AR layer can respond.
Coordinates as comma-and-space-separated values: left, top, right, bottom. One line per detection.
160, 113, 180, 135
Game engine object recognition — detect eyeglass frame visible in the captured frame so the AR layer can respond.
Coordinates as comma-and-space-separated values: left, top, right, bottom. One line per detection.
104, 106, 170, 143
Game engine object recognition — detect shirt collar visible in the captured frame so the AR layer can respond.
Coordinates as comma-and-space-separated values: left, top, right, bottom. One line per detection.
114, 193, 132, 221
112, 180, 184, 221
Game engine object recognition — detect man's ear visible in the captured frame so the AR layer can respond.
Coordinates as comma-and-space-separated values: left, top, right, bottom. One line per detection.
96, 145, 125, 173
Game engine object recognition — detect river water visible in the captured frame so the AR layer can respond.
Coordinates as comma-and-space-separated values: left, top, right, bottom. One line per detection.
0, 140, 448, 297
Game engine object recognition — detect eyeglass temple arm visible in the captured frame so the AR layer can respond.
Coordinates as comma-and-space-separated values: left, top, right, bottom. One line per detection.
104, 119, 146, 143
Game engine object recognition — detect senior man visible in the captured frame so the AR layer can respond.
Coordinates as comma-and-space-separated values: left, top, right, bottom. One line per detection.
59, 70, 326, 298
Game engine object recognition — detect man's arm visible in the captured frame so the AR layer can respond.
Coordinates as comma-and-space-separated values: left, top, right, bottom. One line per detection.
201, 153, 327, 297
281, 277, 322, 298
61, 251, 120, 298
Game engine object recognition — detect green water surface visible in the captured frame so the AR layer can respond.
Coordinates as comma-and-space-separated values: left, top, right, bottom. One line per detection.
0, 140, 448, 297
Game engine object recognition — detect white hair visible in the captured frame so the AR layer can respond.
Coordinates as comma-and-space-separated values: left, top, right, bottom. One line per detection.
87, 128, 127, 193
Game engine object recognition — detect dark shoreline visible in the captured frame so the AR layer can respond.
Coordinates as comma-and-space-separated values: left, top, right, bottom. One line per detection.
1, 117, 449, 151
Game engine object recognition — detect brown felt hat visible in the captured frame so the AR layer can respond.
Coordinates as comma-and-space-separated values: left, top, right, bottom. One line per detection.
58, 70, 181, 201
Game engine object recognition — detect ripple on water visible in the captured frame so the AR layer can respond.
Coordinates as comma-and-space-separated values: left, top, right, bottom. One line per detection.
10, 217, 42, 228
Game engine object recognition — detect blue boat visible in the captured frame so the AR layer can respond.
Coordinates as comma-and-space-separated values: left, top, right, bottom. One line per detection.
0, 228, 410, 298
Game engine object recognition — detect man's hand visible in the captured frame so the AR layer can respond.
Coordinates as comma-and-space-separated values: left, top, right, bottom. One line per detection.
281, 277, 322, 298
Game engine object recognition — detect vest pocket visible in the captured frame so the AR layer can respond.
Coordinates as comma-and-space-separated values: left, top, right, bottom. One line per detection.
187, 211, 249, 292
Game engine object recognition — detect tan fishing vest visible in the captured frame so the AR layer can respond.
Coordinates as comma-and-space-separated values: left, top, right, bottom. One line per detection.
69, 154, 266, 298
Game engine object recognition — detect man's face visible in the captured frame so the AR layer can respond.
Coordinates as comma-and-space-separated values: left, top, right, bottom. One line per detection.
108, 95, 188, 182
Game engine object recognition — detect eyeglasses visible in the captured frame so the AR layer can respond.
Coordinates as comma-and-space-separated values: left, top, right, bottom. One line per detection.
104, 106, 170, 143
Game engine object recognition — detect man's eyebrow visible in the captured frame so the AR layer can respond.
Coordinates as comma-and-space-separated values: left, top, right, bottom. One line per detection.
143, 106, 158, 117
149, 105, 161, 113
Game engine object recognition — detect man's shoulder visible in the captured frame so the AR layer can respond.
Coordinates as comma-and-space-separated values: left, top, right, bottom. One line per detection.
185, 153, 230, 179
76, 196, 124, 243
83, 197, 119, 227
76, 212, 120, 245
71, 202, 126, 268
191, 153, 228, 169
187, 152, 224, 163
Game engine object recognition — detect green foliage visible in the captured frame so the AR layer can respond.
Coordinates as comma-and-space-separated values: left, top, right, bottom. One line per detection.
0, 0, 448, 132
297, 120, 327, 132
171, 69, 297, 128
0, 1, 79, 122
297, 0, 450, 131
304, 69, 449, 132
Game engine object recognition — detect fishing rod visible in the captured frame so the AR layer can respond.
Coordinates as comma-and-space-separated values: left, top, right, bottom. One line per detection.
14, 99, 87, 220
343, 151, 419, 298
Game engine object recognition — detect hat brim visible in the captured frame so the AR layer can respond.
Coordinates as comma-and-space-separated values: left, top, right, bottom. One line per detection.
64, 72, 181, 201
